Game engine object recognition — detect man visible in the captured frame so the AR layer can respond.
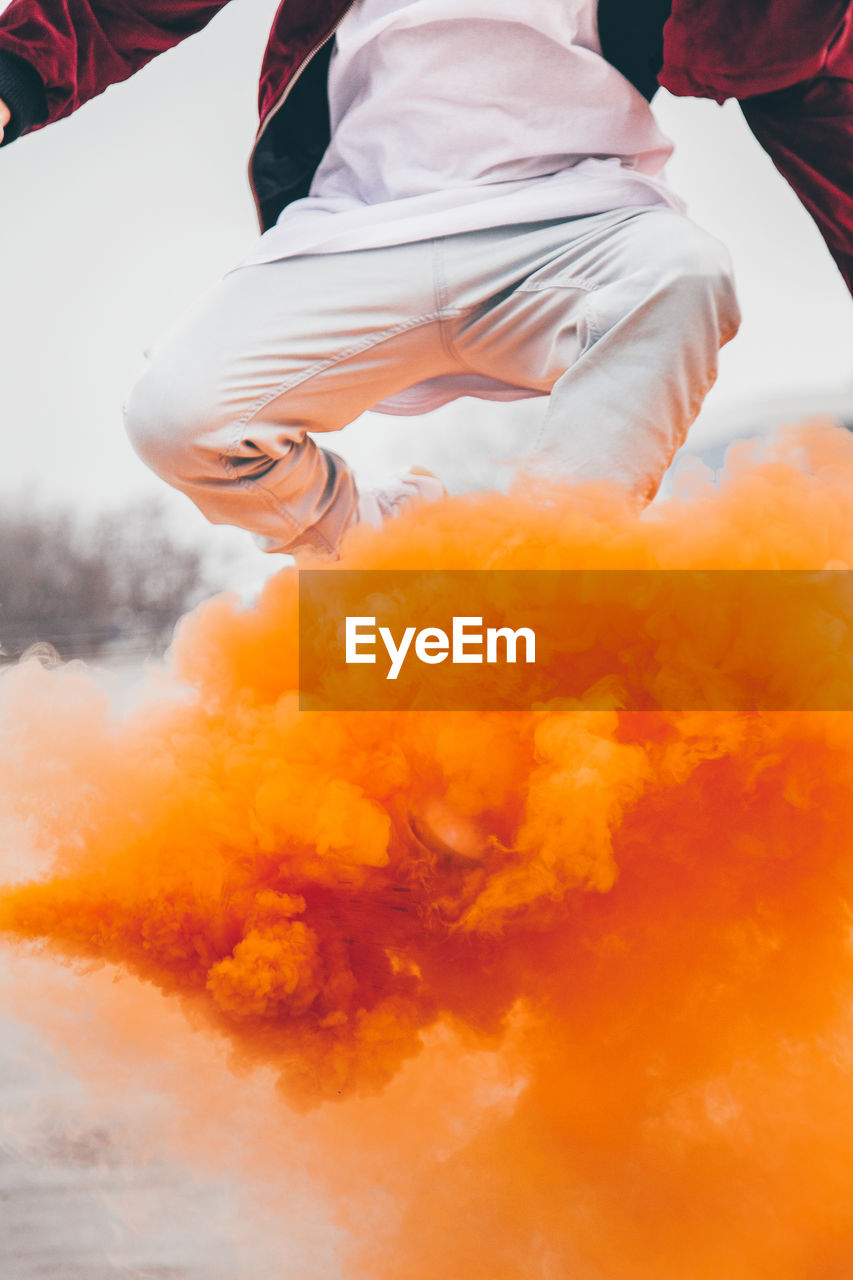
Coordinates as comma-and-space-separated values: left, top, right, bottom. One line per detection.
0, 0, 749, 558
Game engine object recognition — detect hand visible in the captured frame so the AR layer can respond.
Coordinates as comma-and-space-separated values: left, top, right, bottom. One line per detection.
0, 98, 10, 143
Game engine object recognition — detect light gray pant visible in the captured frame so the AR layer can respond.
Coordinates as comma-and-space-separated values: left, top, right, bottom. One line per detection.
125, 207, 740, 555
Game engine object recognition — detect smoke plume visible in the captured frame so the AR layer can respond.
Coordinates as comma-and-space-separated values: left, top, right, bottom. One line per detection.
3, 421, 853, 1277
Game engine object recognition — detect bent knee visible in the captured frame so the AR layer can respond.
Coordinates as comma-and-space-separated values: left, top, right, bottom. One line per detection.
651, 219, 741, 337
593, 213, 741, 347
124, 354, 226, 482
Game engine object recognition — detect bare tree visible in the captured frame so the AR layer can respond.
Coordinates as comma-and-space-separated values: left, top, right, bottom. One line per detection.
0, 499, 212, 660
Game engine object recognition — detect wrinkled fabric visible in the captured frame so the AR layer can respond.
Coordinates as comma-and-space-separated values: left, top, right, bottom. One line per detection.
0, 0, 850, 294
661, 1, 853, 294
123, 209, 739, 554
661, 0, 850, 100
245, 0, 680, 265
742, 69, 853, 295
0, 0, 231, 124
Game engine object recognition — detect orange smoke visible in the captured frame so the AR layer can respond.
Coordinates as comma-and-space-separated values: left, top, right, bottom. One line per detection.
3, 421, 853, 1277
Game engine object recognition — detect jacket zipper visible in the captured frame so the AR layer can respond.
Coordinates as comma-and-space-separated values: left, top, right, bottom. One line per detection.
248, 0, 359, 224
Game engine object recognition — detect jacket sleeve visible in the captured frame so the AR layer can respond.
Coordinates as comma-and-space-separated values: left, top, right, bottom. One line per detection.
660, 0, 850, 101
741, 72, 853, 297
734, 10, 853, 298
0, 0, 231, 145
660, 0, 853, 298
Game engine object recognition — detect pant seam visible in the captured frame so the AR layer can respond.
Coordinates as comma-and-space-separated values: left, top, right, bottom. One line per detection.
433, 237, 467, 363
219, 310, 450, 550
222, 309, 448, 459
515, 277, 598, 295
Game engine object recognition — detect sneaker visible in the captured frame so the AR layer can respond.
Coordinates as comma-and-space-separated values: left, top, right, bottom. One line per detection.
357, 467, 446, 530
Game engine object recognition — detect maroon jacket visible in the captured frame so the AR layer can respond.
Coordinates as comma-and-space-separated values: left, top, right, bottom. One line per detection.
0, 0, 851, 294
661, 1, 853, 292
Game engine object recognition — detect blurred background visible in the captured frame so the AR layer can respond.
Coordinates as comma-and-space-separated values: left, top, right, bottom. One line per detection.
1, 3, 853, 1275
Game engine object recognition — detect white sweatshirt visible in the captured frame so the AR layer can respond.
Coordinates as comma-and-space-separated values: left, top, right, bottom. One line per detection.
241, 0, 682, 266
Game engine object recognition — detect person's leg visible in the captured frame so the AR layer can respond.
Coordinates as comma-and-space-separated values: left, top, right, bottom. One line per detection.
124, 240, 454, 555
443, 207, 741, 502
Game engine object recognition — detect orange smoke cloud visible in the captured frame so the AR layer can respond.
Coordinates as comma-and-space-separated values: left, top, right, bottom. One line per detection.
3, 420, 853, 1276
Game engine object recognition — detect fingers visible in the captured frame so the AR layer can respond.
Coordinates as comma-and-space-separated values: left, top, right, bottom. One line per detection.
0, 98, 10, 143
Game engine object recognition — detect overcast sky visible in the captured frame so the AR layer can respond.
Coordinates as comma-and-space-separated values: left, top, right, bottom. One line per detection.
2, 0, 852, 580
